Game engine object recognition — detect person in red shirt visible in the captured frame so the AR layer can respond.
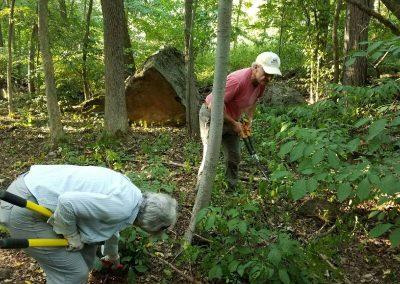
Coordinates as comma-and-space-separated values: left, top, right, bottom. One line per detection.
199, 52, 282, 190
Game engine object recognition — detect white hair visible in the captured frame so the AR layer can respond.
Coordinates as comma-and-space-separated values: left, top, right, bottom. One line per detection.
136, 192, 177, 233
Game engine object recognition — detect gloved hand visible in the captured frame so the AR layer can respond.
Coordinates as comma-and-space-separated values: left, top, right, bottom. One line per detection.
64, 231, 84, 251
101, 254, 123, 270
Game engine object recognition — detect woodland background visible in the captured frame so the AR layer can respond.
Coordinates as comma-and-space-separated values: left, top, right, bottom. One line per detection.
0, 0, 399, 283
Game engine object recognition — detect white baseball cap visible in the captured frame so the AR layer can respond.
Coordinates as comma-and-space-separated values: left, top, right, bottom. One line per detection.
255, 52, 282, 76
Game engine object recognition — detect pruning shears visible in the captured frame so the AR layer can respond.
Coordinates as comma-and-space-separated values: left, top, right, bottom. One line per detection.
0, 191, 68, 249
241, 119, 270, 180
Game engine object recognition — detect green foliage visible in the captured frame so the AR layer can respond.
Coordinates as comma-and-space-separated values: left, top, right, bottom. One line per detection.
186, 201, 313, 283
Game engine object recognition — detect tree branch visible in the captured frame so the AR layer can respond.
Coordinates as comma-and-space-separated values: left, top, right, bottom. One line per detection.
345, 0, 400, 36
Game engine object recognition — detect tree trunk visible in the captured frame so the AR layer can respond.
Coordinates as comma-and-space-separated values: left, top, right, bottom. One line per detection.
0, 0, 4, 48
278, 2, 285, 57
7, 0, 15, 115
381, 0, 400, 20
343, 0, 373, 86
28, 19, 38, 94
82, 0, 93, 101
184, 0, 200, 137
38, 0, 65, 142
122, 9, 135, 78
58, 0, 68, 23
345, 0, 400, 36
332, 0, 343, 83
184, 0, 233, 244
101, 0, 128, 135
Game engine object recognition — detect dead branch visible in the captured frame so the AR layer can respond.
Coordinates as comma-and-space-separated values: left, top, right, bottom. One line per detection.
144, 252, 202, 284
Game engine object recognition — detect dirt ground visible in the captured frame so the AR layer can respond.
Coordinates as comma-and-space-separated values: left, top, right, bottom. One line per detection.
0, 101, 399, 283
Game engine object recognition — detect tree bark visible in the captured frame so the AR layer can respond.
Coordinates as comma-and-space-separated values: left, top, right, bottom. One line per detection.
184, 0, 233, 244
101, 0, 128, 135
345, 0, 400, 36
122, 9, 135, 77
7, 0, 15, 115
381, 0, 400, 21
28, 20, 38, 94
82, 0, 93, 101
0, 0, 4, 47
343, 0, 373, 86
38, 0, 65, 142
332, 0, 343, 83
184, 0, 200, 137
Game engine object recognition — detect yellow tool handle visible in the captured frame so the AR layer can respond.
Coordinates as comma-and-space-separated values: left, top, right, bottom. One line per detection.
29, 239, 68, 247
0, 238, 68, 248
26, 200, 53, 218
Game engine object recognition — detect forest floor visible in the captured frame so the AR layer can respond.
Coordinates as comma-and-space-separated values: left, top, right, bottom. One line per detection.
0, 100, 399, 283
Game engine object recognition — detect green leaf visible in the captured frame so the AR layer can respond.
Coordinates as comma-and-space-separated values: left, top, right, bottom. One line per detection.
337, 183, 352, 202
278, 141, 296, 157
135, 264, 148, 273
345, 57, 356, 67
205, 215, 216, 230
367, 41, 383, 54
291, 179, 307, 201
347, 138, 360, 152
369, 223, 393, 238
328, 150, 340, 168
290, 142, 306, 162
308, 178, 318, 193
312, 149, 325, 165
390, 116, 400, 127
380, 174, 399, 195
390, 228, 400, 248
268, 248, 282, 266
208, 265, 222, 280
279, 269, 291, 284
271, 170, 291, 180
304, 144, 315, 157
238, 221, 248, 234
357, 178, 371, 201
227, 219, 239, 231
195, 208, 208, 224
229, 260, 240, 273
127, 267, 137, 284
354, 117, 371, 128
366, 119, 387, 141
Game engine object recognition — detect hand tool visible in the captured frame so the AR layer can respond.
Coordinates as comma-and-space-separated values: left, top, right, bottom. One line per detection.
241, 120, 270, 180
0, 191, 68, 248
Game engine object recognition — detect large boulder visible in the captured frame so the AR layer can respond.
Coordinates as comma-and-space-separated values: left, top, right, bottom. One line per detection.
125, 47, 193, 126
262, 81, 305, 106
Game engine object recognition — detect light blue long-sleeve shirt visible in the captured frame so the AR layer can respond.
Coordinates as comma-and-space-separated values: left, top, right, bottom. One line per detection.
24, 165, 143, 255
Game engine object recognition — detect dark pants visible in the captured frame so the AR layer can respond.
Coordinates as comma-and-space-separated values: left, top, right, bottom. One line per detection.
198, 104, 240, 190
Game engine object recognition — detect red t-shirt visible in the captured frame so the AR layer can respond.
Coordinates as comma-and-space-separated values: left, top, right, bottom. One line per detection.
205, 68, 265, 120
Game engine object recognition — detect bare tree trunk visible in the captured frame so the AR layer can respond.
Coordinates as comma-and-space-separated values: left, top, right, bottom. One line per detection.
122, 9, 135, 77
7, 0, 15, 115
381, 0, 400, 20
278, 2, 285, 57
345, 0, 400, 35
184, 0, 200, 137
38, 0, 65, 142
28, 19, 38, 94
184, 0, 233, 244
0, 0, 4, 47
82, 0, 93, 101
101, 0, 128, 135
332, 0, 343, 83
343, 0, 373, 86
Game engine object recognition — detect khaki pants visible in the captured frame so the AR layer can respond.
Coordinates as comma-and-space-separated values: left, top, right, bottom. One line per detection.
198, 104, 241, 190
0, 175, 97, 284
